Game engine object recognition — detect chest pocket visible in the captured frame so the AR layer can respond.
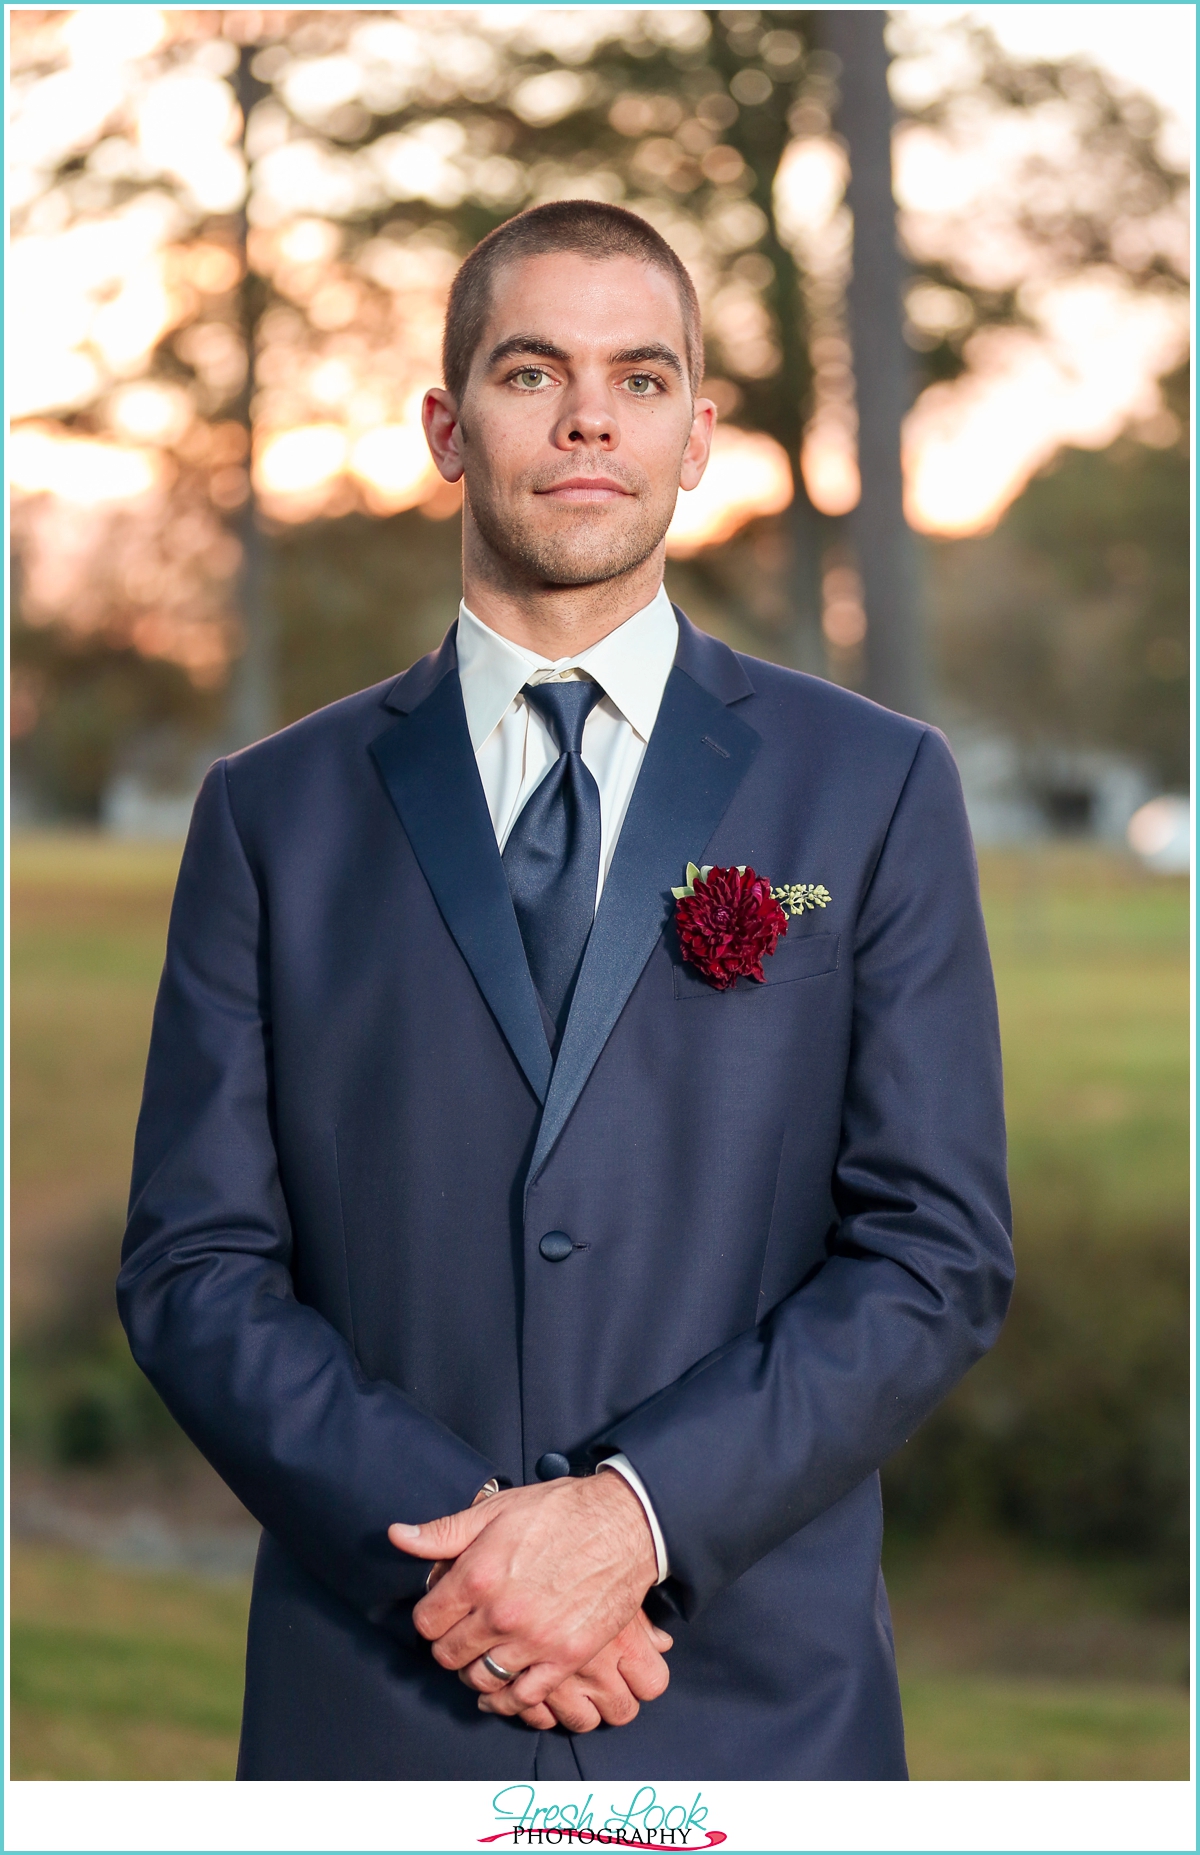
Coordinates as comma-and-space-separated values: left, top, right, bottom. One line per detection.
673, 930, 840, 1000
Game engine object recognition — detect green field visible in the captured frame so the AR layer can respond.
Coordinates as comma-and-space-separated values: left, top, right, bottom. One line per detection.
11, 1544, 247, 1780
11, 837, 185, 1339
900, 1674, 1190, 1780
9, 834, 1191, 1780
982, 848, 1189, 1248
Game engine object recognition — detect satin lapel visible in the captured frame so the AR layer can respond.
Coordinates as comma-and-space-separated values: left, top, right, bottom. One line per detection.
527, 660, 761, 1182
370, 666, 553, 1105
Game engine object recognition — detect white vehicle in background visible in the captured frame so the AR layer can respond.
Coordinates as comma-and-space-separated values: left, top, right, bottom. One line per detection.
1127, 795, 1191, 874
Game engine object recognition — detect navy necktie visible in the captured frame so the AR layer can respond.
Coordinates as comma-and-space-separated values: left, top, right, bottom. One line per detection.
503, 679, 603, 1036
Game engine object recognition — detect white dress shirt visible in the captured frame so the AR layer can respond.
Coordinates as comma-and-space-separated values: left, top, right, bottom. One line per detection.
456, 583, 678, 910
456, 585, 675, 1584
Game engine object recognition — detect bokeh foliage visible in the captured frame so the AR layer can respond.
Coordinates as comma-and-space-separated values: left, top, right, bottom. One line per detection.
10, 8, 1191, 808
933, 362, 1190, 789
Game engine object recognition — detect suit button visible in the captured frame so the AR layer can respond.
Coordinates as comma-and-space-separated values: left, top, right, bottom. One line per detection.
538, 1231, 573, 1262
536, 1453, 572, 1481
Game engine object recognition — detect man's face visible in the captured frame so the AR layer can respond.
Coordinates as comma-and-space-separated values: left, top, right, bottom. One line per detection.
426, 251, 714, 589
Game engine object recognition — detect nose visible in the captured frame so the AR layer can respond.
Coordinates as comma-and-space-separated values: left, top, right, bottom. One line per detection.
551, 375, 617, 450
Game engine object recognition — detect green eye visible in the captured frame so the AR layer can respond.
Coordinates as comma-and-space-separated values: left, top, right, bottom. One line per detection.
627, 375, 655, 394
515, 368, 547, 389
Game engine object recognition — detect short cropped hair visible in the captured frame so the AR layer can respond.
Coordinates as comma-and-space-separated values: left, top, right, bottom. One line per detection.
442, 199, 704, 401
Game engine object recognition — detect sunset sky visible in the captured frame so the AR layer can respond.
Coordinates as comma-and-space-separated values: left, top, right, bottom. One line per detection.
891, 3, 1192, 534
8, 5, 1192, 565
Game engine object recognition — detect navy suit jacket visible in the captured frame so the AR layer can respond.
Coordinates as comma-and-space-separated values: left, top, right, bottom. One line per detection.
119, 612, 1012, 1780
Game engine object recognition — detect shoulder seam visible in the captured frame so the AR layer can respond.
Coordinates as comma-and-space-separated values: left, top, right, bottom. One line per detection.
856, 723, 935, 914
216, 755, 265, 899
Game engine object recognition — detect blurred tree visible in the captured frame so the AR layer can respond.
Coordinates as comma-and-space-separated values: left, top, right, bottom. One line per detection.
11, 612, 218, 821
933, 360, 1189, 788
227, 42, 278, 744
8, 8, 1190, 776
822, 9, 925, 715
9, 479, 228, 818
884, 1229, 1190, 1605
888, 15, 1189, 377
273, 501, 463, 722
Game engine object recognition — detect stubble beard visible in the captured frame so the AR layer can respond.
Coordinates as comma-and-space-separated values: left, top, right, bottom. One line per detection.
464, 469, 677, 590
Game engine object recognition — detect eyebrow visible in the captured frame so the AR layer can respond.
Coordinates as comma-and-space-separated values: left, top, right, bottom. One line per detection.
609, 344, 684, 379
486, 336, 571, 369
485, 336, 685, 380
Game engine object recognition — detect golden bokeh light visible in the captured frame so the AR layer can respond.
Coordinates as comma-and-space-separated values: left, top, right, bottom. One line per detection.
10, 208, 191, 420
350, 424, 441, 515
61, 6, 166, 67
108, 381, 194, 444
135, 68, 246, 215
801, 418, 861, 519
666, 426, 793, 557
10, 423, 162, 504
903, 276, 1189, 535
774, 135, 859, 520
251, 416, 446, 523
255, 422, 347, 493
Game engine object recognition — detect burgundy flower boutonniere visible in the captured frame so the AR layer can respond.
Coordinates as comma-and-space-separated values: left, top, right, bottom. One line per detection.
672, 863, 789, 991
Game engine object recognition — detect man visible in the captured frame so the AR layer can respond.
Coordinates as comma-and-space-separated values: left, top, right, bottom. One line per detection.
119, 200, 1012, 1781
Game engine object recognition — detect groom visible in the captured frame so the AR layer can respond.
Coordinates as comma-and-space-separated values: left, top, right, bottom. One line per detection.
119, 200, 1012, 1780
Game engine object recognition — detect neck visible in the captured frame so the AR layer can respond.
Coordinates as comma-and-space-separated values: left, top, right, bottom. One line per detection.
461, 535, 666, 659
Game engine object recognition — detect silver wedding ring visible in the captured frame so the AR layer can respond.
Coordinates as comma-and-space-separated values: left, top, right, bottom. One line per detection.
482, 1652, 518, 1684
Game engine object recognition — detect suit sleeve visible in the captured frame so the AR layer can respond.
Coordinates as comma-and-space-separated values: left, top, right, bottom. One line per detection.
596, 726, 1014, 1618
118, 760, 499, 1623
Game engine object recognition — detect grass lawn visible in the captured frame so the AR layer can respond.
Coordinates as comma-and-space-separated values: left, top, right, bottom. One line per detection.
884, 1533, 1190, 1778
10, 1543, 246, 1780
901, 1674, 1190, 1779
10, 836, 184, 1335
979, 847, 1188, 1248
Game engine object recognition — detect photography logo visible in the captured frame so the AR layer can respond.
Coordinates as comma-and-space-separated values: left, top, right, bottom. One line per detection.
480, 1785, 727, 1849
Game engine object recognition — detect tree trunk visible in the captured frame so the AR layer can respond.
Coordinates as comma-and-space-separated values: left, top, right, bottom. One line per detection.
786, 480, 830, 676
821, 10, 928, 718
226, 45, 278, 748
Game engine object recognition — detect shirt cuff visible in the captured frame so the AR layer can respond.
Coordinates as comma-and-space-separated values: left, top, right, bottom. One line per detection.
597, 1454, 669, 1585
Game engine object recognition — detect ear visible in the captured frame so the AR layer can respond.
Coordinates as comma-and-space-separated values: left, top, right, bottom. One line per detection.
423, 387, 465, 484
679, 398, 717, 492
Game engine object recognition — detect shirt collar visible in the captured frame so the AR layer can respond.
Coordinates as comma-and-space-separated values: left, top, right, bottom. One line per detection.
456, 584, 679, 753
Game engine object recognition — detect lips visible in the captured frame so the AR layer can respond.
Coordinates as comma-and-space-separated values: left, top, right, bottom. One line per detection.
533, 475, 635, 501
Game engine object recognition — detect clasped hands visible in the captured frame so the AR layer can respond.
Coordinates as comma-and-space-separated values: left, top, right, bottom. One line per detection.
389, 1472, 670, 1733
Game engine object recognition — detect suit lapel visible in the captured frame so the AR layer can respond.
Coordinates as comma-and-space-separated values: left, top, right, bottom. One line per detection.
371, 636, 553, 1105
527, 615, 761, 1182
